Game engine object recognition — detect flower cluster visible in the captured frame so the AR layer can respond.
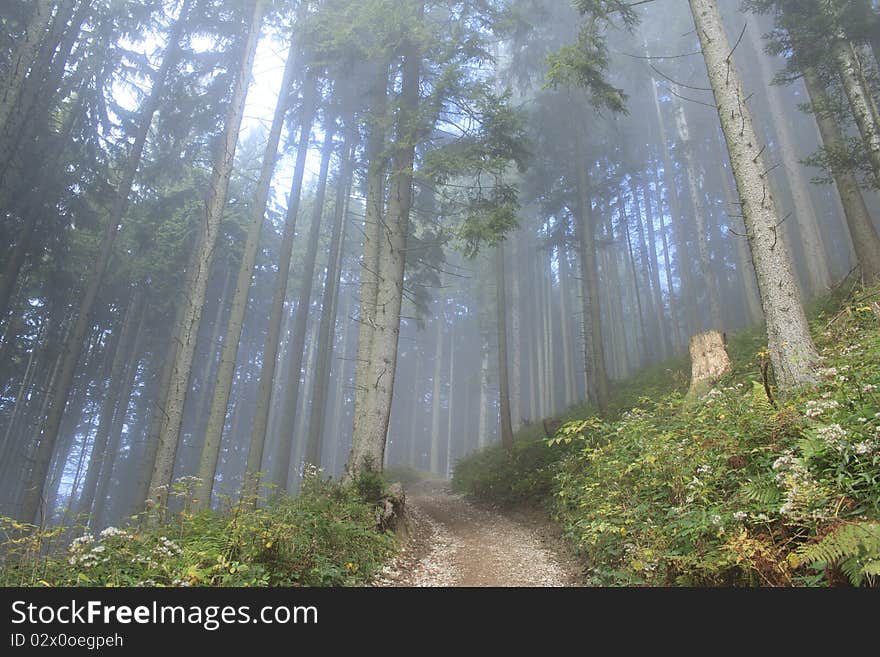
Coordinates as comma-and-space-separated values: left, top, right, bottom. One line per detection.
816, 424, 848, 453
804, 398, 840, 418
67, 534, 110, 569
772, 451, 828, 520
99, 526, 132, 540
153, 536, 181, 558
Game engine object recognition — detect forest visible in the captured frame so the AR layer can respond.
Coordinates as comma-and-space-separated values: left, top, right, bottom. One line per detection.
1, 0, 879, 588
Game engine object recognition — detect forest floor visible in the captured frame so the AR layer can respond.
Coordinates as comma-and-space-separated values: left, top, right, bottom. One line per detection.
373, 480, 583, 587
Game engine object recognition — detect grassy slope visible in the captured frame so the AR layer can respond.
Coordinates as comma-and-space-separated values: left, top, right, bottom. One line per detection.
453, 282, 880, 586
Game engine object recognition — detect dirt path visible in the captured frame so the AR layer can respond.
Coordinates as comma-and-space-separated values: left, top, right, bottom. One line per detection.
373, 480, 582, 587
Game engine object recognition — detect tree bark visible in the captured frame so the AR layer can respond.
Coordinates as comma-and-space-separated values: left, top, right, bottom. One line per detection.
75, 286, 144, 520
148, 0, 264, 512
241, 71, 319, 501
273, 120, 337, 490
19, 1, 193, 522
350, 64, 390, 475
674, 103, 723, 331
688, 0, 819, 392
496, 243, 515, 452
803, 67, 880, 285
346, 14, 423, 478
194, 25, 305, 507
574, 159, 609, 410
429, 310, 445, 474
304, 134, 355, 471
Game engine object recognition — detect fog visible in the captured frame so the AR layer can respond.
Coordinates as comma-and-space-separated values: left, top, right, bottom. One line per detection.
1, 0, 878, 528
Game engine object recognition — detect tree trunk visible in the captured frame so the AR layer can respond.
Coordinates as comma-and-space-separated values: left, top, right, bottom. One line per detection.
346, 14, 423, 478
496, 244, 514, 452
429, 311, 444, 474
304, 133, 355, 471
478, 336, 489, 449
649, 70, 698, 338
273, 120, 337, 490
509, 234, 522, 429
148, 0, 264, 512
558, 242, 576, 406
193, 22, 298, 503
574, 160, 609, 410
19, 1, 193, 523
445, 319, 455, 479
350, 64, 390, 475
75, 286, 144, 519
640, 181, 670, 359
803, 67, 880, 285
241, 71, 319, 501
744, 21, 831, 296
620, 195, 649, 363
687, 330, 732, 399
92, 310, 147, 528
688, 0, 819, 392
675, 103, 723, 331
833, 34, 880, 187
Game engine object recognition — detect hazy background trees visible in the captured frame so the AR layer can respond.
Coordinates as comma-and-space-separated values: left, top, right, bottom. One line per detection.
1, 0, 878, 528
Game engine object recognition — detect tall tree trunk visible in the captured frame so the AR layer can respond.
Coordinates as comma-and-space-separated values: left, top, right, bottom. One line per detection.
92, 312, 147, 528
620, 195, 649, 363
717, 156, 764, 326
304, 135, 355, 470
477, 336, 489, 449
75, 286, 144, 519
19, 2, 194, 523
640, 181, 670, 359
803, 67, 880, 285
649, 71, 698, 338
688, 0, 819, 392
346, 13, 423, 478
184, 263, 233, 472
744, 21, 831, 296
445, 319, 455, 479
0, 0, 55, 140
148, 0, 264, 512
350, 64, 390, 475
495, 244, 514, 452
194, 32, 303, 508
832, 33, 880, 186
558, 242, 576, 406
273, 120, 337, 490
574, 158, 609, 410
674, 104, 724, 331
429, 311, 444, 474
241, 72, 319, 500
509, 235, 522, 429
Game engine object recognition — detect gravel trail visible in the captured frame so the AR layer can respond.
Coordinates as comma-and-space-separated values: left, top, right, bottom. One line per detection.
374, 480, 581, 587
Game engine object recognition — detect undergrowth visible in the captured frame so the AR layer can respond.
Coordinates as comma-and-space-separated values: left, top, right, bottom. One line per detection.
0, 470, 396, 587
453, 281, 880, 586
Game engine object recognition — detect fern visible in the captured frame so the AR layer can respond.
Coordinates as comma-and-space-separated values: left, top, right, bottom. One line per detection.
742, 479, 781, 506
794, 522, 880, 587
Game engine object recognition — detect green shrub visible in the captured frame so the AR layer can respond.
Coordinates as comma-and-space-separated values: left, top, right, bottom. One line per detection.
0, 475, 395, 587
453, 283, 880, 587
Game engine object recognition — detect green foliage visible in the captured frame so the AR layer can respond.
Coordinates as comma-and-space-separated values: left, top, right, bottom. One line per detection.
383, 465, 433, 487
452, 438, 559, 507
544, 1, 635, 113
0, 477, 395, 587
794, 522, 880, 587
454, 285, 880, 586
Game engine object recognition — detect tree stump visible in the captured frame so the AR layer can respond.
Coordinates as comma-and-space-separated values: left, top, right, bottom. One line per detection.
687, 330, 732, 399
376, 483, 411, 541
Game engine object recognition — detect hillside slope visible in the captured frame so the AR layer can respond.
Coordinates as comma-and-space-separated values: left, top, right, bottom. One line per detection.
453, 282, 880, 586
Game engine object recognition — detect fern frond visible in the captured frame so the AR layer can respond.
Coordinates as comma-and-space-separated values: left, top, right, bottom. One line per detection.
742, 479, 781, 506
795, 522, 880, 587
